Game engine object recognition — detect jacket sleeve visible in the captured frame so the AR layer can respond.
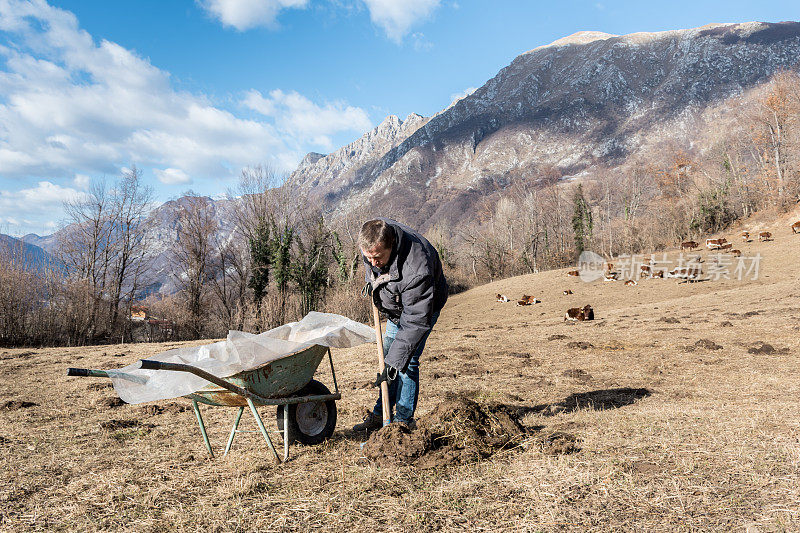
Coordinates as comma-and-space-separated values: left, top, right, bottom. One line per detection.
384, 274, 435, 371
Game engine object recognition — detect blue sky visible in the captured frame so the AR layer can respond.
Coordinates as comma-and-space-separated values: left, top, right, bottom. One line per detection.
0, 0, 798, 236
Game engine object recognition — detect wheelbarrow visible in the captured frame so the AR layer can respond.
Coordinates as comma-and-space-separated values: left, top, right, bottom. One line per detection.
67, 343, 340, 463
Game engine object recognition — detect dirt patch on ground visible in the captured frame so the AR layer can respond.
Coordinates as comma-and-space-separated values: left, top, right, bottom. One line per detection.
747, 342, 789, 354
93, 396, 126, 409
562, 369, 593, 382
361, 396, 526, 469
2, 400, 37, 410
0, 351, 35, 361
138, 402, 190, 416
567, 341, 594, 350
686, 339, 723, 351
87, 382, 113, 391
99, 419, 140, 430
540, 431, 581, 455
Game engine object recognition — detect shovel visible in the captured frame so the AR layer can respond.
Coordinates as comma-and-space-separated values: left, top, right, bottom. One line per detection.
371, 302, 392, 427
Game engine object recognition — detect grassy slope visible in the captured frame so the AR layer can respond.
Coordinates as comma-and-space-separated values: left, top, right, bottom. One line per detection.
1, 211, 800, 531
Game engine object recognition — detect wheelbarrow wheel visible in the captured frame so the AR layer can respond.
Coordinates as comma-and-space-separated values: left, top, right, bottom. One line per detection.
276, 380, 337, 445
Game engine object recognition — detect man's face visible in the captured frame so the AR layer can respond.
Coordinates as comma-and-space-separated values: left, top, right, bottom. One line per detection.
362, 242, 392, 269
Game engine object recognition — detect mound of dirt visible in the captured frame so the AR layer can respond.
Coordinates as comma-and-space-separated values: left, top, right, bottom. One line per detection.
747, 342, 787, 354
94, 396, 125, 409
567, 341, 594, 350
2, 400, 37, 410
694, 339, 723, 350
361, 397, 526, 469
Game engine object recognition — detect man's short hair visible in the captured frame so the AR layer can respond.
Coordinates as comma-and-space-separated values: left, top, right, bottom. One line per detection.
359, 219, 395, 250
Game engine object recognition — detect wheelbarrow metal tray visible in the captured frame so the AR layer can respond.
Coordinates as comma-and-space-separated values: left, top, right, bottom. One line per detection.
187, 344, 329, 407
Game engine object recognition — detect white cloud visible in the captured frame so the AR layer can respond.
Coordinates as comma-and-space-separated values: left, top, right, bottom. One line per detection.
362, 0, 441, 43
244, 89, 372, 150
198, 0, 309, 31
0, 0, 297, 180
73, 174, 90, 188
0, 181, 88, 235
449, 86, 477, 105
154, 168, 192, 185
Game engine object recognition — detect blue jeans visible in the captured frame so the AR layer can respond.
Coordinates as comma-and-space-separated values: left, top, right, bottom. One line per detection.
373, 311, 439, 424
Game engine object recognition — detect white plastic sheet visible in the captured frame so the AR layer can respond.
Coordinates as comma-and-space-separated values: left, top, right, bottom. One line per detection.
109, 312, 375, 404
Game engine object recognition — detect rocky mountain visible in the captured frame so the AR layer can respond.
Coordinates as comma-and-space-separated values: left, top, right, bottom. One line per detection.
290, 21, 800, 232
8, 21, 800, 294
0, 233, 61, 273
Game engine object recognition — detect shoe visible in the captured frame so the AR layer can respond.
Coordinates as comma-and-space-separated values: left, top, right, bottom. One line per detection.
393, 419, 416, 431
352, 411, 383, 432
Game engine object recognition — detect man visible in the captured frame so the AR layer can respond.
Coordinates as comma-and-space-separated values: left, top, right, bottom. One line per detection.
353, 218, 448, 432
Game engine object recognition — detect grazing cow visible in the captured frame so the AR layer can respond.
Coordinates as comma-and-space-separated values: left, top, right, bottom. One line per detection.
516, 295, 540, 306
624, 279, 637, 286
729, 249, 742, 257
604, 271, 619, 281
681, 241, 698, 251
567, 270, 580, 277
741, 231, 750, 242
565, 304, 594, 322
759, 231, 772, 242
563, 289, 573, 295
706, 238, 728, 250
496, 294, 510, 303
792, 221, 800, 234
669, 266, 702, 282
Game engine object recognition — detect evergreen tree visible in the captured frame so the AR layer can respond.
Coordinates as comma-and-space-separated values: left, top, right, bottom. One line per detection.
572, 184, 593, 257
247, 218, 271, 308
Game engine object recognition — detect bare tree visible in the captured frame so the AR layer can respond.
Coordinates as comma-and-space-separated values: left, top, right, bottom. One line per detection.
171, 193, 218, 339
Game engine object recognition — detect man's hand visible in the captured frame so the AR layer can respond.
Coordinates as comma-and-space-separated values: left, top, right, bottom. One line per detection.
361, 282, 372, 298
374, 365, 398, 388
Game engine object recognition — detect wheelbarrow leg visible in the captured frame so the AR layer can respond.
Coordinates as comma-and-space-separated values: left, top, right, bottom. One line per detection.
224, 406, 245, 457
192, 399, 214, 457
283, 403, 290, 462
246, 398, 281, 464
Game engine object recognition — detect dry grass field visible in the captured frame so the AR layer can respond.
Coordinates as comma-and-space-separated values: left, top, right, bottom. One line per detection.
2, 211, 800, 531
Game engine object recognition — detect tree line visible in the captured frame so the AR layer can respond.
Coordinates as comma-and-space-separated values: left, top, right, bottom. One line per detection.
1, 71, 798, 347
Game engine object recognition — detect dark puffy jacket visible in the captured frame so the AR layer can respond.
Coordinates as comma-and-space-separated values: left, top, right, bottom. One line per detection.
363, 219, 448, 370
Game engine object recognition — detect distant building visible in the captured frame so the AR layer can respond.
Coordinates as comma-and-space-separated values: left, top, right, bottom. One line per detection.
130, 305, 148, 321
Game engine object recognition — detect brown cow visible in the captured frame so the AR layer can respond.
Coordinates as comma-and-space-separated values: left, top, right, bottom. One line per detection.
516, 295, 540, 306
759, 231, 772, 242
624, 279, 637, 286
604, 271, 619, 281
563, 289, 573, 295
640, 265, 651, 278
741, 231, 750, 242
706, 238, 728, 250
604, 262, 614, 272
681, 241, 698, 251
792, 221, 800, 234
567, 270, 579, 277
651, 270, 664, 279
565, 304, 594, 322
717, 242, 732, 251
496, 294, 510, 303
730, 249, 742, 257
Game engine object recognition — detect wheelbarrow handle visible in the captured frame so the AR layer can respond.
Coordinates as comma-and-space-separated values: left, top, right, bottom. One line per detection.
67, 368, 109, 378
138, 359, 166, 371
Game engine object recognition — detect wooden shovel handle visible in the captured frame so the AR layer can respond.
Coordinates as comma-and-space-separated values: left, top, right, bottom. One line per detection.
372, 303, 391, 426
